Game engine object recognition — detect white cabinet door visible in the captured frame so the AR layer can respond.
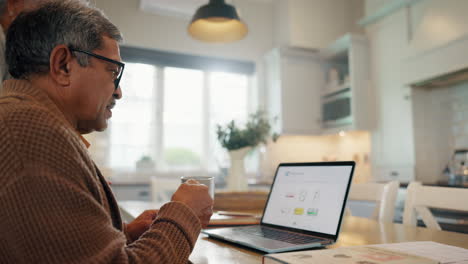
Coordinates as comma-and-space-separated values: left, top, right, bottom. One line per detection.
367, 10, 416, 182
264, 47, 323, 135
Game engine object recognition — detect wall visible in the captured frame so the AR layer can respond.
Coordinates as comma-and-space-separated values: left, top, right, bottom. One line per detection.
412, 82, 468, 183
450, 83, 468, 150
92, 0, 274, 62
272, 0, 364, 49
272, 0, 290, 47
261, 131, 372, 183
412, 86, 452, 183
364, 0, 393, 16
93, 0, 364, 56
288, 0, 364, 49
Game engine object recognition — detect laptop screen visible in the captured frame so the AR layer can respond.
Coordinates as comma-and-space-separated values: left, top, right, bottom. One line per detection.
262, 162, 354, 236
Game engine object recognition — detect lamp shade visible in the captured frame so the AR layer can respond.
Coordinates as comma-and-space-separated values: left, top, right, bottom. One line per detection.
188, 0, 248, 43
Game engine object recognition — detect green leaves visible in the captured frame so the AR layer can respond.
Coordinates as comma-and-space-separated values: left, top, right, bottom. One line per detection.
216, 110, 275, 151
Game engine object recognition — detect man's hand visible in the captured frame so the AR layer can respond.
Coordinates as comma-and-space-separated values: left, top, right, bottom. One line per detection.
171, 179, 214, 228
126, 209, 159, 242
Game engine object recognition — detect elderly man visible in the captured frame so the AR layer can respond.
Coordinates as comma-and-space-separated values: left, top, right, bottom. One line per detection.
0, 1, 213, 263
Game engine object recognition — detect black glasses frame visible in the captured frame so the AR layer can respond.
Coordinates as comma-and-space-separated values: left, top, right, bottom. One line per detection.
69, 47, 125, 90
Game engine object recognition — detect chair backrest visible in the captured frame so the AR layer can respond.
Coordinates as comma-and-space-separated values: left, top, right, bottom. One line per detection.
347, 181, 399, 222
150, 177, 181, 203
403, 182, 468, 230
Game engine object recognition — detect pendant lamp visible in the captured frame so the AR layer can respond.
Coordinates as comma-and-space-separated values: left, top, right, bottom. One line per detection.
188, 0, 248, 43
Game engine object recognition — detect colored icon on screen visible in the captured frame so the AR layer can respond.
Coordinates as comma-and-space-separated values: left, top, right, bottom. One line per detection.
307, 208, 319, 216
294, 208, 304, 215
299, 190, 308, 201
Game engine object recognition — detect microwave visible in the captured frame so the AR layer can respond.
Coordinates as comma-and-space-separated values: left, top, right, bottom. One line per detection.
322, 88, 352, 128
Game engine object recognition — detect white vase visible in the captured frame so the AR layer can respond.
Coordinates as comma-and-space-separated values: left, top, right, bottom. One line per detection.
227, 147, 250, 191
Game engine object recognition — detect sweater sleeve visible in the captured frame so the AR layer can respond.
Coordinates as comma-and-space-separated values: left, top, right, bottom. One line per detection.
0, 162, 201, 264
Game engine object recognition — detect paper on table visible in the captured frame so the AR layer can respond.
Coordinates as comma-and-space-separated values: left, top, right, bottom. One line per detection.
264, 246, 438, 264
375, 241, 468, 264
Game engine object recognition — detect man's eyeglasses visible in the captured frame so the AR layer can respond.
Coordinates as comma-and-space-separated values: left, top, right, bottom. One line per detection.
69, 47, 125, 90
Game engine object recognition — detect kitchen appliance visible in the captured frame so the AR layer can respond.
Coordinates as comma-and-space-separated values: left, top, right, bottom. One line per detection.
447, 149, 468, 186
322, 88, 352, 128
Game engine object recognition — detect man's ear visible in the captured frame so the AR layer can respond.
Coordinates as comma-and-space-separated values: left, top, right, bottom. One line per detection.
49, 45, 73, 86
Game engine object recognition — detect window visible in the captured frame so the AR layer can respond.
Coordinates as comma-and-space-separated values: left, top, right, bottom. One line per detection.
96, 55, 257, 177
208, 71, 251, 171
109, 63, 158, 169
162, 67, 204, 170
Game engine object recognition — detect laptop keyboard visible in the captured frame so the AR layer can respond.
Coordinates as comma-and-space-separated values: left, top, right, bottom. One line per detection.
235, 226, 324, 245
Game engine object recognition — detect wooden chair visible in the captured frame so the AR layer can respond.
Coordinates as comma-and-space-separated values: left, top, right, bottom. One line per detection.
403, 182, 468, 230
347, 181, 400, 223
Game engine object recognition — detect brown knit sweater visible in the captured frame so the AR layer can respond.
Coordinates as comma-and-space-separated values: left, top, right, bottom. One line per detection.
0, 79, 201, 263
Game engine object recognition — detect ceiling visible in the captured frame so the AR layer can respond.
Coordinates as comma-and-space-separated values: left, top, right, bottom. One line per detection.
139, 0, 271, 18
139, 0, 206, 18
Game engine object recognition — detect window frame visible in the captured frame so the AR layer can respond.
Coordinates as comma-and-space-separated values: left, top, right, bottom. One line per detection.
107, 46, 258, 177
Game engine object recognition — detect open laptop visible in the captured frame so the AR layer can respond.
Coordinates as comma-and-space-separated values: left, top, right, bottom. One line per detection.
202, 161, 355, 253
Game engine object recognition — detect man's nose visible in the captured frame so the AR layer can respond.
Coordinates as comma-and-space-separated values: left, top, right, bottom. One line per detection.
113, 85, 122, 99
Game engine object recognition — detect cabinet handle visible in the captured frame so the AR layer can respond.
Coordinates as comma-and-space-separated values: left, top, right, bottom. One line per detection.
390, 171, 399, 178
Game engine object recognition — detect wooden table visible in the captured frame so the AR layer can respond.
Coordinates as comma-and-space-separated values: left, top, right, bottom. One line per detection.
119, 201, 468, 263
189, 216, 468, 264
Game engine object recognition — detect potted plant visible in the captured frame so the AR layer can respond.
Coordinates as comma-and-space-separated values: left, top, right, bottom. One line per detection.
216, 110, 277, 191
136, 155, 155, 170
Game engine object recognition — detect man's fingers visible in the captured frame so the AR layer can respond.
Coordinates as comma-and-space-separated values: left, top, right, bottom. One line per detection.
184, 179, 200, 185
140, 209, 159, 220
202, 206, 213, 215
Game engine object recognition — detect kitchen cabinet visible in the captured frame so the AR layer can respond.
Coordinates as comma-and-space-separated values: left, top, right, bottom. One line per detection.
366, 10, 416, 183
263, 47, 323, 135
319, 33, 374, 134
359, 1, 468, 184
263, 34, 372, 136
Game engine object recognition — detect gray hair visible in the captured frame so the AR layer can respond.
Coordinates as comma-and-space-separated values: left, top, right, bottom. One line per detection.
6, 0, 122, 79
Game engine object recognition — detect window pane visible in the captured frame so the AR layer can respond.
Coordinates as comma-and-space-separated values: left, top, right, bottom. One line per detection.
209, 72, 250, 172
210, 72, 249, 124
163, 67, 203, 170
110, 63, 157, 169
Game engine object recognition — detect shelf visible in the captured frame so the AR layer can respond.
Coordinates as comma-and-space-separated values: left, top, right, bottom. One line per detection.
319, 33, 373, 133
322, 82, 351, 98
320, 34, 366, 60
